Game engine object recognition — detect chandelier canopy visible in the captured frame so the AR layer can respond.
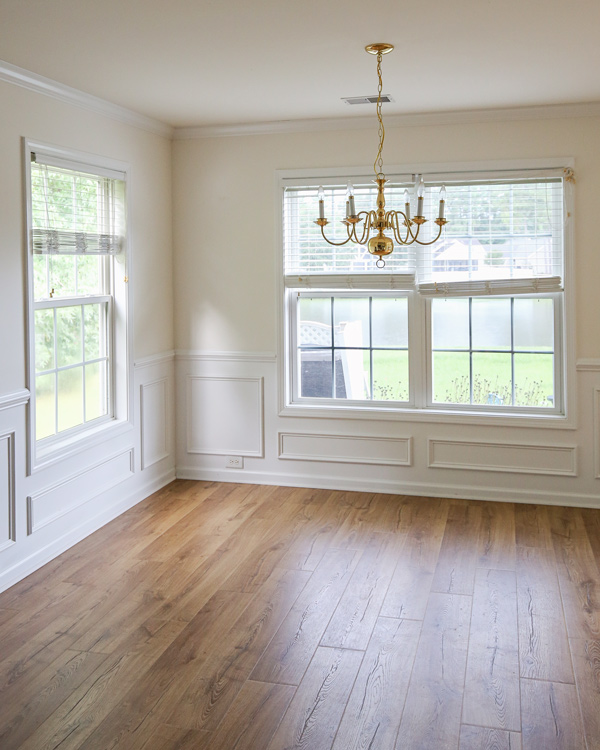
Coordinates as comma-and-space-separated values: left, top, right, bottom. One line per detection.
315, 43, 448, 268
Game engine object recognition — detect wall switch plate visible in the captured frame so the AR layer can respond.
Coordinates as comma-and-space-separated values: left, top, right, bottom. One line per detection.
226, 456, 244, 469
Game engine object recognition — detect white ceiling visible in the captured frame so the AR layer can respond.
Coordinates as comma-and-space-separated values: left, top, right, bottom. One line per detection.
1, 0, 599, 129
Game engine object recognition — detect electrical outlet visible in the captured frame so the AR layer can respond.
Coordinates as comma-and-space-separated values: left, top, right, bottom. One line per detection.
226, 456, 244, 469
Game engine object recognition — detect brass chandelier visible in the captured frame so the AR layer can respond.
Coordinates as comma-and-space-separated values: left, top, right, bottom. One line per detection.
315, 43, 448, 268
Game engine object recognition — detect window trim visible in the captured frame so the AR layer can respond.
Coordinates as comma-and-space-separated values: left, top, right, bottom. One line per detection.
24, 138, 134, 473
276, 158, 577, 430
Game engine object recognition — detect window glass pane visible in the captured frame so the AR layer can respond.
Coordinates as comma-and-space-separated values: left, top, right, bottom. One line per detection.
77, 255, 102, 295
472, 298, 511, 351
84, 304, 105, 360
299, 298, 331, 347
514, 353, 554, 408
49, 255, 76, 297
371, 297, 408, 348
472, 353, 512, 405
300, 349, 332, 398
56, 306, 83, 367
335, 350, 370, 399
514, 298, 554, 351
432, 298, 469, 350
85, 362, 108, 421
35, 373, 55, 440
35, 309, 55, 372
333, 298, 369, 347
57, 367, 83, 432
373, 350, 409, 401
432, 352, 470, 403
33, 255, 48, 300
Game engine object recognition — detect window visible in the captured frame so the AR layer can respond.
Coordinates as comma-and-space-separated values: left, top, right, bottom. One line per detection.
282, 164, 570, 418
26, 144, 130, 466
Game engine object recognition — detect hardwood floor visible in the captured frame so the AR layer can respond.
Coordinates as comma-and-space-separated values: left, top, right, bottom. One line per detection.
1, 481, 599, 749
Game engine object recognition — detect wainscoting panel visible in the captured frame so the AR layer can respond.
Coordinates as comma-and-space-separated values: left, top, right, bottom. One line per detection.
187, 376, 264, 456
0, 432, 16, 553
141, 378, 168, 470
27, 448, 135, 534
279, 432, 412, 467
428, 439, 577, 476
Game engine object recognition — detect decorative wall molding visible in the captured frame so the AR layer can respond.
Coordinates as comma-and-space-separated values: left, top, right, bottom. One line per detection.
0, 389, 30, 412
279, 432, 412, 467
140, 379, 169, 470
176, 350, 276, 363
134, 351, 175, 370
186, 375, 264, 457
0, 432, 16, 554
0, 59, 172, 138
428, 438, 577, 477
27, 448, 134, 534
576, 359, 600, 372
174, 101, 600, 140
595, 388, 600, 480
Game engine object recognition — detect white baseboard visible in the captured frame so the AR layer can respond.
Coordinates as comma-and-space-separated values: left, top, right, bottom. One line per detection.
176, 466, 600, 509
0, 468, 175, 595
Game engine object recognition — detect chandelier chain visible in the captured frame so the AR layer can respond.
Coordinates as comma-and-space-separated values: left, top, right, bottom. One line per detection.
374, 51, 385, 178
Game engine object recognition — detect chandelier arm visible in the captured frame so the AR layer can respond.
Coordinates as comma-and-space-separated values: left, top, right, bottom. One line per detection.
390, 212, 410, 245
414, 224, 444, 246
353, 212, 371, 244
320, 224, 354, 247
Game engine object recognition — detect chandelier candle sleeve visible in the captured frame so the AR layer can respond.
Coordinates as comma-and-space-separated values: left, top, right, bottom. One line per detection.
313, 43, 448, 267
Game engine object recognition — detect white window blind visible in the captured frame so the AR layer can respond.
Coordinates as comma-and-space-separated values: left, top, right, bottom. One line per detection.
418, 175, 564, 296
31, 156, 125, 255
284, 183, 416, 288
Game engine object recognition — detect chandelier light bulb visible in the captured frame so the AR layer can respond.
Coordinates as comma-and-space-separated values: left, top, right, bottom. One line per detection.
438, 185, 446, 220
318, 185, 325, 220
417, 178, 425, 199
318, 185, 325, 201
347, 182, 356, 216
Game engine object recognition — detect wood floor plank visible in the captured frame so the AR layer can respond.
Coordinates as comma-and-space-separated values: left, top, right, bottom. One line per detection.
478, 501, 517, 570
250, 548, 360, 686
80, 588, 253, 749
266, 646, 364, 750
431, 503, 482, 595
199, 680, 296, 750
16, 619, 189, 750
520, 678, 585, 750
165, 567, 311, 732
332, 617, 421, 750
516, 546, 573, 683
0, 649, 107, 750
570, 638, 600, 750
380, 564, 433, 620
462, 568, 520, 731
396, 592, 472, 749
514, 504, 554, 550
320, 532, 403, 650
459, 725, 522, 750
549, 506, 600, 640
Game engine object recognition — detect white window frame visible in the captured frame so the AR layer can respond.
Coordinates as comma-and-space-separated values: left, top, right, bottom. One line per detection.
24, 139, 134, 473
277, 158, 576, 429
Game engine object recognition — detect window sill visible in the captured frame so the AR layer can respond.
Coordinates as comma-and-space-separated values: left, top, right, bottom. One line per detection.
279, 402, 575, 430
31, 417, 134, 475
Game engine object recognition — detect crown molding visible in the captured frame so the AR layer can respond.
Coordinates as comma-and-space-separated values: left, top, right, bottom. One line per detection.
0, 59, 173, 139
174, 101, 600, 140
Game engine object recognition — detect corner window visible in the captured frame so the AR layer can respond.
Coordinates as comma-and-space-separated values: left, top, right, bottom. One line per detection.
282, 165, 569, 418
26, 144, 130, 468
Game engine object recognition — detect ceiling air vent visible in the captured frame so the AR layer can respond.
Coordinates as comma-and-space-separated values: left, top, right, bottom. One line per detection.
342, 95, 394, 105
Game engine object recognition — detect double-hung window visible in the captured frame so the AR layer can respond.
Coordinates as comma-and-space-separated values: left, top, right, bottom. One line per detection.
282, 164, 570, 417
26, 145, 129, 465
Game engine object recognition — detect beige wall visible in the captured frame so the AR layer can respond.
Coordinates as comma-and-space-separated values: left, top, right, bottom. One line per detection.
172, 116, 600, 358
0, 79, 174, 395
